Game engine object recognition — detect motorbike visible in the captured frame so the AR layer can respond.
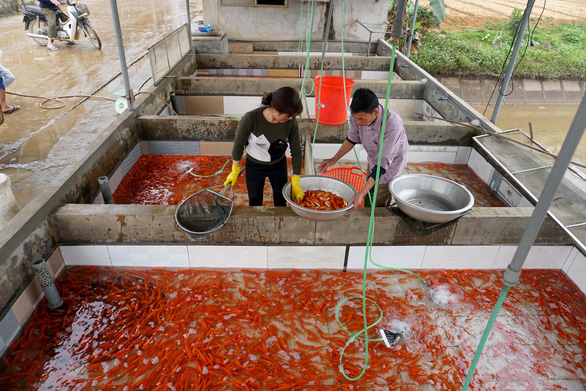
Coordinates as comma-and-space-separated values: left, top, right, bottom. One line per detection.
22, 0, 101, 49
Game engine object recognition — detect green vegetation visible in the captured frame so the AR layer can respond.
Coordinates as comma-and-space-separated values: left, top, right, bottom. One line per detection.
409, 15, 586, 79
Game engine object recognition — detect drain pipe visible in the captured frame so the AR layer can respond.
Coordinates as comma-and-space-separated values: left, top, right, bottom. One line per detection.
98, 176, 114, 204
32, 258, 64, 310
490, 0, 535, 123
462, 95, 586, 390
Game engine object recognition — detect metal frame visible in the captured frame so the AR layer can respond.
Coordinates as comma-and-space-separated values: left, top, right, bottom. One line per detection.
355, 20, 389, 56
148, 24, 192, 86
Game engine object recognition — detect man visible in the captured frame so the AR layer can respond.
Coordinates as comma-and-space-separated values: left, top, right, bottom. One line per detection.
318, 88, 409, 209
39, 0, 70, 51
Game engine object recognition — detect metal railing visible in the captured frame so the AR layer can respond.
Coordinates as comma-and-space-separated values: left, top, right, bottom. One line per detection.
148, 24, 192, 86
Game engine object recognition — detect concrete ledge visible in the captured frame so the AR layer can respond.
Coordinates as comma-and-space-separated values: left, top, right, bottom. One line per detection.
134, 116, 475, 145
172, 77, 425, 99
196, 54, 392, 71
435, 76, 585, 105
51, 205, 571, 246
237, 40, 372, 54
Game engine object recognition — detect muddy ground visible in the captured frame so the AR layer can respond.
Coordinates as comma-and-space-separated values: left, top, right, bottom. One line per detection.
430, 0, 586, 28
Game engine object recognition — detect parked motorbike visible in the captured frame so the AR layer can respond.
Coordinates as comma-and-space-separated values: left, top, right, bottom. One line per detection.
22, 0, 101, 49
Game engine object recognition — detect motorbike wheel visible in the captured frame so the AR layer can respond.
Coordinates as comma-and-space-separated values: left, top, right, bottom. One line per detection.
28, 18, 49, 46
83, 25, 102, 50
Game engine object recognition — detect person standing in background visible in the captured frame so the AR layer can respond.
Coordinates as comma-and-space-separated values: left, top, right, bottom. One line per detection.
38, 0, 71, 51
0, 50, 19, 115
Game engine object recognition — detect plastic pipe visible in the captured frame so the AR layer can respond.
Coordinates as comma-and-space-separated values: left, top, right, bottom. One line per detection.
462, 94, 586, 390
32, 258, 64, 310
98, 176, 114, 204
0, 173, 19, 225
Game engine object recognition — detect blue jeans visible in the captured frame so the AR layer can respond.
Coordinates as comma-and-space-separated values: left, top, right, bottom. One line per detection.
245, 157, 287, 206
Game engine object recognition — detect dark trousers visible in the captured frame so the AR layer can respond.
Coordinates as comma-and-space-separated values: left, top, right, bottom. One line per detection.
245, 158, 287, 206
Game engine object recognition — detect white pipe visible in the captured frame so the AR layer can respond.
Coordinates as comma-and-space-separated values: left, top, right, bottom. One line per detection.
0, 173, 19, 226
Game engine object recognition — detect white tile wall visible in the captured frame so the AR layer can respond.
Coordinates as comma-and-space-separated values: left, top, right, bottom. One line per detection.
455, 147, 472, 165
312, 145, 478, 168
108, 168, 124, 194
223, 96, 262, 116
361, 71, 391, 80
493, 246, 572, 269
312, 143, 367, 162
408, 151, 457, 164
518, 197, 534, 207
92, 191, 104, 204
108, 245, 189, 268
562, 247, 580, 273
148, 141, 200, 155
60, 246, 112, 266
55, 244, 579, 288
188, 246, 268, 268
347, 246, 426, 270
0, 310, 21, 356
120, 143, 142, 176
567, 250, 586, 294
421, 246, 499, 269
267, 246, 345, 269
468, 149, 494, 184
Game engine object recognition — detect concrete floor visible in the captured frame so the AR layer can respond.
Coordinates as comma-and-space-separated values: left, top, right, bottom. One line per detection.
0, 0, 202, 209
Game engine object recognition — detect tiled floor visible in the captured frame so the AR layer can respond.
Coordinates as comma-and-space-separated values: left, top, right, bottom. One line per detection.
0, 267, 583, 390
111, 155, 505, 208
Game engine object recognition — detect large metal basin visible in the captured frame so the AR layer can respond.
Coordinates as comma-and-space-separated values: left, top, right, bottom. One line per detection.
282, 176, 357, 221
389, 174, 474, 223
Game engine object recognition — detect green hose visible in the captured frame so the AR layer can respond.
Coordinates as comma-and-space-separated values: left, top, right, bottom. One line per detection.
461, 285, 511, 390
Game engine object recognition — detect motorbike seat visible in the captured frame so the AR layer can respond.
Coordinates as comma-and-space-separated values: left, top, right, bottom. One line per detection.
23, 5, 44, 16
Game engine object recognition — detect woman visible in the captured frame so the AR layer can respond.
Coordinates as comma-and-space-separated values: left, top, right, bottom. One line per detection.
224, 86, 304, 206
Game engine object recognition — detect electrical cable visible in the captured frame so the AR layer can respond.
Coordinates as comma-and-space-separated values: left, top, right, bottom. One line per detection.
7, 91, 115, 109
483, 16, 522, 115
506, 0, 546, 94
135, 91, 178, 115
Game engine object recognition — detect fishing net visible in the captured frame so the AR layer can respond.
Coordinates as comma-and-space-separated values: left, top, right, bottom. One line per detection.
175, 185, 234, 235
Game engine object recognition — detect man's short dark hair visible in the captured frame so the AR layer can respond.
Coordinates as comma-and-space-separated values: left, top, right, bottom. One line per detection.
350, 88, 379, 114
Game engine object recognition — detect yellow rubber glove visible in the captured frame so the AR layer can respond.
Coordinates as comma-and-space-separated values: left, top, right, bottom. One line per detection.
223, 163, 240, 187
291, 175, 304, 203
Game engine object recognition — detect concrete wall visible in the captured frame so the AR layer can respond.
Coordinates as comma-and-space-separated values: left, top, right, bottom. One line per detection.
202, 0, 388, 41
436, 76, 585, 106
0, 0, 18, 15
0, 53, 198, 313
52, 205, 571, 246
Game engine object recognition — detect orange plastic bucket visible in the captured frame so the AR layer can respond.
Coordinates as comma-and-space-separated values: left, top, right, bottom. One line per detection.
314, 76, 355, 125
322, 167, 367, 207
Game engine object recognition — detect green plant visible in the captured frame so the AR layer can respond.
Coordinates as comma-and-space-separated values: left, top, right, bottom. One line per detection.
561, 24, 584, 44
508, 8, 523, 36
407, 3, 441, 33
410, 22, 586, 80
